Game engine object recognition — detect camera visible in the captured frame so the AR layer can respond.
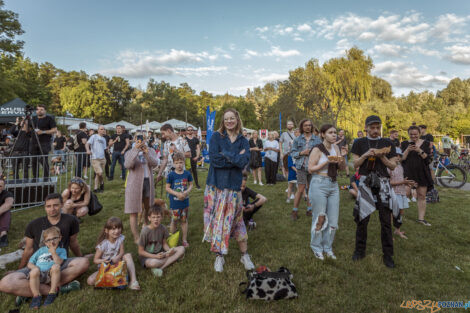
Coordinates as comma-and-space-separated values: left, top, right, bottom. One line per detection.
24, 105, 35, 116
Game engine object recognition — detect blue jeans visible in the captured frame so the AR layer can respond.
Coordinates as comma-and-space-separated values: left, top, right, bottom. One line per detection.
110, 151, 126, 179
308, 175, 339, 254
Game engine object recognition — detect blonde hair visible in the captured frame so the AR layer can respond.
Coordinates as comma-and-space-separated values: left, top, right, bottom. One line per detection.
217, 108, 243, 135
42, 226, 61, 242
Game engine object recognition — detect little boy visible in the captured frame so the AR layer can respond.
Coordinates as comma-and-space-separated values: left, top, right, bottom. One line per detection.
286, 154, 297, 203
388, 149, 415, 239
27, 226, 66, 309
166, 152, 193, 247
138, 205, 185, 277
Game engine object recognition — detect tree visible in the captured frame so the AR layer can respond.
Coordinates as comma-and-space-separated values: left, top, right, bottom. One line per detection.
0, 0, 24, 56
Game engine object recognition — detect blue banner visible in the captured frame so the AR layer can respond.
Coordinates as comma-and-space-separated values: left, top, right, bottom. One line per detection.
206, 106, 216, 148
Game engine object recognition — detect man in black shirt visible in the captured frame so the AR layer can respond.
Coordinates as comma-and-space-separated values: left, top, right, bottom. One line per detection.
185, 126, 201, 189
30, 105, 57, 179
10, 117, 31, 179
103, 129, 111, 179
241, 175, 267, 230
75, 122, 89, 178
350, 115, 397, 268
0, 193, 89, 298
109, 125, 130, 180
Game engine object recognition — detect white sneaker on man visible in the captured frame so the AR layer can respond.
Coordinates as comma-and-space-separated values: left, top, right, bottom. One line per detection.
214, 255, 225, 272
313, 251, 324, 260
290, 194, 295, 200
240, 253, 255, 270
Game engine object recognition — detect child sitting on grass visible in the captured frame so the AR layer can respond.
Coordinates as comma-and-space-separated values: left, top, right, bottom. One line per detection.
166, 152, 193, 247
27, 226, 66, 309
138, 204, 185, 277
87, 217, 140, 290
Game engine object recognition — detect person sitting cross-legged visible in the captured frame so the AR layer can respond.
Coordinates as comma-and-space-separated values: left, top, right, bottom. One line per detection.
0, 193, 89, 307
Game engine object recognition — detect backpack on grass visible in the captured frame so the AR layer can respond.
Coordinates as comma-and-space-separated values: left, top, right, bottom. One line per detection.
239, 267, 298, 301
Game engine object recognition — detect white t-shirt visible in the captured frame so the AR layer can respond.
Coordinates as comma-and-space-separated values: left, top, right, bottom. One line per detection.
264, 140, 280, 162
87, 134, 107, 160
163, 137, 190, 176
96, 234, 125, 261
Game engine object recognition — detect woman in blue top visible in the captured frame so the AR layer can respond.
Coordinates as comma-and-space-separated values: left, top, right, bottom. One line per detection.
203, 108, 255, 273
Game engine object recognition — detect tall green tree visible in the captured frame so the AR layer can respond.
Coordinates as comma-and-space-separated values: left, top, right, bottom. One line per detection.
0, 0, 24, 56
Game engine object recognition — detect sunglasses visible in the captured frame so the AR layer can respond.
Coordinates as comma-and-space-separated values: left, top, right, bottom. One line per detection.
44, 236, 60, 244
71, 178, 84, 186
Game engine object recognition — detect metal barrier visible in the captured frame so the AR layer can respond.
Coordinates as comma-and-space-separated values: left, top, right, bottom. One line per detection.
0, 152, 93, 211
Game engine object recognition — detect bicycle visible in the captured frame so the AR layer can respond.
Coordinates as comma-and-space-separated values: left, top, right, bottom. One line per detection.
455, 149, 470, 173
434, 154, 467, 188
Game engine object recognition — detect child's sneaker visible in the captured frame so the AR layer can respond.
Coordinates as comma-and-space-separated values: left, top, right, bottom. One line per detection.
240, 253, 255, 270
214, 255, 225, 272
286, 198, 291, 203
59, 280, 80, 294
151, 268, 163, 277
43, 293, 58, 306
30, 296, 41, 309
182, 241, 189, 248
290, 194, 295, 200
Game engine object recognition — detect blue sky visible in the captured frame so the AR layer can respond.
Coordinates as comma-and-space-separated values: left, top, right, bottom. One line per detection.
5, 0, 470, 96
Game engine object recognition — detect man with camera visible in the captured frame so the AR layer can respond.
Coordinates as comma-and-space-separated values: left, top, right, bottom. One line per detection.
350, 115, 397, 268
9, 117, 31, 179
30, 105, 57, 180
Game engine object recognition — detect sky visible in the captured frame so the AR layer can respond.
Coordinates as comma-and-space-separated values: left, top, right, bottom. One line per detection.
5, 0, 470, 96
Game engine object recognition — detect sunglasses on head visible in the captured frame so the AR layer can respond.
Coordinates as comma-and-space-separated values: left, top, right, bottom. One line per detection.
71, 178, 84, 186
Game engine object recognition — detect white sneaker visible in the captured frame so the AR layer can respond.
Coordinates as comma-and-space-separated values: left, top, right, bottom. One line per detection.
240, 253, 255, 270
214, 255, 225, 272
254, 181, 257, 185
259, 182, 264, 186
286, 198, 291, 203
290, 194, 295, 200
313, 251, 324, 260
325, 251, 337, 260
285, 188, 288, 193
411, 197, 416, 202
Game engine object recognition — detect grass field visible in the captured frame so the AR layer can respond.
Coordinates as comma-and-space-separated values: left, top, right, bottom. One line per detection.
1, 168, 469, 313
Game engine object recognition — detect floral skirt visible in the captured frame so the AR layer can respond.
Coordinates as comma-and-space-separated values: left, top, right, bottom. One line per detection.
203, 185, 248, 255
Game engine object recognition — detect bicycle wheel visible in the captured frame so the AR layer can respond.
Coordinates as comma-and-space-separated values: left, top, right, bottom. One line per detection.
437, 165, 467, 188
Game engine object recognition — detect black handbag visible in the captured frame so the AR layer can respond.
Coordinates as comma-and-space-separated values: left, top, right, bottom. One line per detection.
88, 192, 103, 216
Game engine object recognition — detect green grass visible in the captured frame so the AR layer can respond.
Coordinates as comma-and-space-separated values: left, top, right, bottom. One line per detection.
1, 169, 470, 313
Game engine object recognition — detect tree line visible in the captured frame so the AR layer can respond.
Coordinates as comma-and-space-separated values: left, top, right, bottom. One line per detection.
0, 1, 469, 138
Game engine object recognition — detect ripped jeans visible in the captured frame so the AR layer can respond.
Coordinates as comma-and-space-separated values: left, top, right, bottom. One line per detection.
308, 175, 339, 254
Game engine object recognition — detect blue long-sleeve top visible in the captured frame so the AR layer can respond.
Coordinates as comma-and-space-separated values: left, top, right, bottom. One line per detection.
206, 131, 250, 191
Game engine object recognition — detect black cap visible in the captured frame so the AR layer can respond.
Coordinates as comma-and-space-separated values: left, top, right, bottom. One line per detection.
365, 115, 382, 126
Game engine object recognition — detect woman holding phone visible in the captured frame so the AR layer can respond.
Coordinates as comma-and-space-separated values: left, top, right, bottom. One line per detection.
401, 126, 433, 226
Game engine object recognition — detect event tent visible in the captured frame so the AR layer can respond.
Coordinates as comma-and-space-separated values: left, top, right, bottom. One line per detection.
103, 120, 137, 130
161, 119, 196, 130
0, 98, 32, 124
134, 121, 162, 131
68, 121, 100, 130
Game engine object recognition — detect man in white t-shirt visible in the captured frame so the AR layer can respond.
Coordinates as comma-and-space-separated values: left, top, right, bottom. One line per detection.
279, 121, 295, 178
156, 124, 191, 182
86, 125, 107, 193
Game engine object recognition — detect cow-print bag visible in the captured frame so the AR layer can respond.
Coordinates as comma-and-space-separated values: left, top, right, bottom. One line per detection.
239, 267, 298, 300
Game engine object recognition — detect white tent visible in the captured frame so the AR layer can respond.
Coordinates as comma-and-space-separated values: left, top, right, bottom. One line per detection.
161, 119, 196, 130
135, 121, 162, 131
68, 121, 100, 130
103, 120, 137, 130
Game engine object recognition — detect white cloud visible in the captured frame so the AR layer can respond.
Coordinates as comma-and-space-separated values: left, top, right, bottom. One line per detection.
293, 37, 304, 42
243, 49, 259, 59
373, 43, 408, 57
410, 46, 440, 57
259, 73, 289, 82
431, 14, 469, 41
373, 61, 450, 89
265, 46, 300, 57
297, 23, 312, 32
103, 49, 226, 78
445, 45, 470, 64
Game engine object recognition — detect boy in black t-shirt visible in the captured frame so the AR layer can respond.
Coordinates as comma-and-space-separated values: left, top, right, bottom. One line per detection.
350, 115, 398, 269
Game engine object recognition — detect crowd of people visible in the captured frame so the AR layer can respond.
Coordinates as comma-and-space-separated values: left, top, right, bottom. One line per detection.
0, 105, 445, 309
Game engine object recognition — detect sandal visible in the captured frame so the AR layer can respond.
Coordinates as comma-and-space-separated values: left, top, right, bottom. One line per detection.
129, 281, 141, 290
